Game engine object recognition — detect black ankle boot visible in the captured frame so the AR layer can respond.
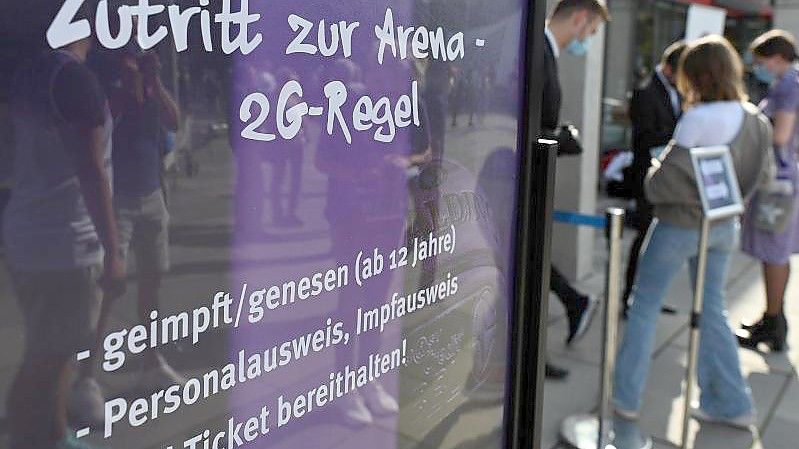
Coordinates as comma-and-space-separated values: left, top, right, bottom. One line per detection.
737, 313, 788, 352
740, 315, 764, 331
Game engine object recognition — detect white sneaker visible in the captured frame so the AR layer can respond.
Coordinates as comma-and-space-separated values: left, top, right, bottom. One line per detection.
337, 390, 374, 425
137, 354, 187, 391
69, 377, 105, 428
363, 382, 399, 415
690, 407, 756, 430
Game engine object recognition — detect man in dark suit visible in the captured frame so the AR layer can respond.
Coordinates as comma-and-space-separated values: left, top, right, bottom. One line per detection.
541, 0, 610, 379
622, 41, 686, 315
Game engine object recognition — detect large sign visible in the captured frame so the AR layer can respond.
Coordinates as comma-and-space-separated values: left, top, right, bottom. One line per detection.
0, 1, 550, 449
685, 4, 726, 41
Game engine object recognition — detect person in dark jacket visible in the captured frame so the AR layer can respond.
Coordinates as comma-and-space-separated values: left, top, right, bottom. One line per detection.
541, 0, 609, 379
623, 41, 687, 315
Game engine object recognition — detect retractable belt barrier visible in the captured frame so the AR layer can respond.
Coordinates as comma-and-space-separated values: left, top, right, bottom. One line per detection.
556, 208, 628, 449
553, 210, 608, 230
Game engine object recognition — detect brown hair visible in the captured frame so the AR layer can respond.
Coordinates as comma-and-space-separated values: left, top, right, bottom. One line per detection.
751, 29, 798, 62
661, 40, 687, 69
678, 35, 747, 106
551, 0, 610, 22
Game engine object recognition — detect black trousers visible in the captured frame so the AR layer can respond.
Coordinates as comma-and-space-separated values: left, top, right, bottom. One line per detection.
551, 265, 583, 311
623, 171, 654, 306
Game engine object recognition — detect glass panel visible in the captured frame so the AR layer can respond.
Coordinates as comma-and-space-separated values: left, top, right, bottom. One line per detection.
0, 1, 534, 449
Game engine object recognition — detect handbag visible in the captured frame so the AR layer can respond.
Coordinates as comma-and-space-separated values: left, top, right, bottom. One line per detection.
754, 147, 795, 233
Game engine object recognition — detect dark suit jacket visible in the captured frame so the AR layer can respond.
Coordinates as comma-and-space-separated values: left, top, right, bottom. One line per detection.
541, 38, 561, 133
629, 74, 680, 171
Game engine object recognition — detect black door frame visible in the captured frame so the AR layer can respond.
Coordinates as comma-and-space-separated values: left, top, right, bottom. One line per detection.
504, 1, 556, 449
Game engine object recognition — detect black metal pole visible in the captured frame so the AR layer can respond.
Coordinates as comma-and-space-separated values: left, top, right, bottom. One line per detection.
504, 0, 552, 447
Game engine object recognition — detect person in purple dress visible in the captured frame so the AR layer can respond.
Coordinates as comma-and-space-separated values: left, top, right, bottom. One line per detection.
739, 30, 799, 352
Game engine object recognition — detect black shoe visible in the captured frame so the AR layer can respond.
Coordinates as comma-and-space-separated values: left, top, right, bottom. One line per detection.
740, 317, 762, 331
736, 313, 787, 352
566, 295, 599, 345
545, 362, 569, 380
739, 313, 780, 331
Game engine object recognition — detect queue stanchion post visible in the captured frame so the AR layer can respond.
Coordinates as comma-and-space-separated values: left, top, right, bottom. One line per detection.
559, 207, 633, 449
680, 217, 711, 449
598, 208, 624, 448
677, 145, 746, 448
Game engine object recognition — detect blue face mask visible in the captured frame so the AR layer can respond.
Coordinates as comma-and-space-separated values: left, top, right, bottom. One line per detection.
566, 38, 590, 57
753, 64, 776, 85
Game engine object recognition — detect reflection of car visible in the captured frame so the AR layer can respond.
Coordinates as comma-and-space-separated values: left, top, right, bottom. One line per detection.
399, 158, 509, 437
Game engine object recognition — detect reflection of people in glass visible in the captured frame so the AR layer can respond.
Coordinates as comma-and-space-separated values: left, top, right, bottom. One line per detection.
315, 58, 406, 425
397, 60, 435, 286
450, 64, 477, 128
425, 60, 451, 160
73, 47, 184, 424
268, 68, 306, 227
232, 62, 276, 240
470, 147, 515, 398
3, 37, 126, 449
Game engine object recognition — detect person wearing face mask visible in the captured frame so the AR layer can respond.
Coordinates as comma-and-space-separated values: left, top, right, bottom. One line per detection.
542, 0, 609, 135
540, 0, 610, 380
623, 41, 687, 317
738, 30, 799, 352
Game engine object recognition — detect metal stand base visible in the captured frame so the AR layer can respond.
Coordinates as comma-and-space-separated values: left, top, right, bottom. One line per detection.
560, 414, 653, 449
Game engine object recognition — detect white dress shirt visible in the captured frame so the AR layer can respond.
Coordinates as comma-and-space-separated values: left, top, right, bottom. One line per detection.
545, 27, 560, 59
656, 65, 680, 116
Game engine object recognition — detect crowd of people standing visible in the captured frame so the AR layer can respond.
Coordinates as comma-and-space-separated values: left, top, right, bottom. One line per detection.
539, 0, 799, 446
615, 22, 799, 449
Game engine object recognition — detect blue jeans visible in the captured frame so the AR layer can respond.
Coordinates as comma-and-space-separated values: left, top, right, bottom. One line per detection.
614, 219, 754, 418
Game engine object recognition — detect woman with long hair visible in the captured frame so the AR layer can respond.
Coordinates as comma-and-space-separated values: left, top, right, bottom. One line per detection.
613, 35, 773, 431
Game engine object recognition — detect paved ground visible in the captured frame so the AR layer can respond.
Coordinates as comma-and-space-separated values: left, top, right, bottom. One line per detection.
541, 205, 799, 449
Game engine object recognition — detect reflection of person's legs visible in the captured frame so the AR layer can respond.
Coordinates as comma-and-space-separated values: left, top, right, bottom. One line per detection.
425, 94, 447, 157
270, 156, 287, 223
8, 268, 99, 448
286, 148, 303, 221
693, 223, 754, 418
331, 214, 403, 420
450, 89, 459, 126
133, 191, 175, 377
235, 146, 265, 234
8, 344, 71, 448
614, 222, 690, 413
466, 85, 475, 126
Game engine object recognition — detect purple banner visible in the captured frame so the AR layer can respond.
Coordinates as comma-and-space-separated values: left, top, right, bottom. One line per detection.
0, 1, 530, 448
